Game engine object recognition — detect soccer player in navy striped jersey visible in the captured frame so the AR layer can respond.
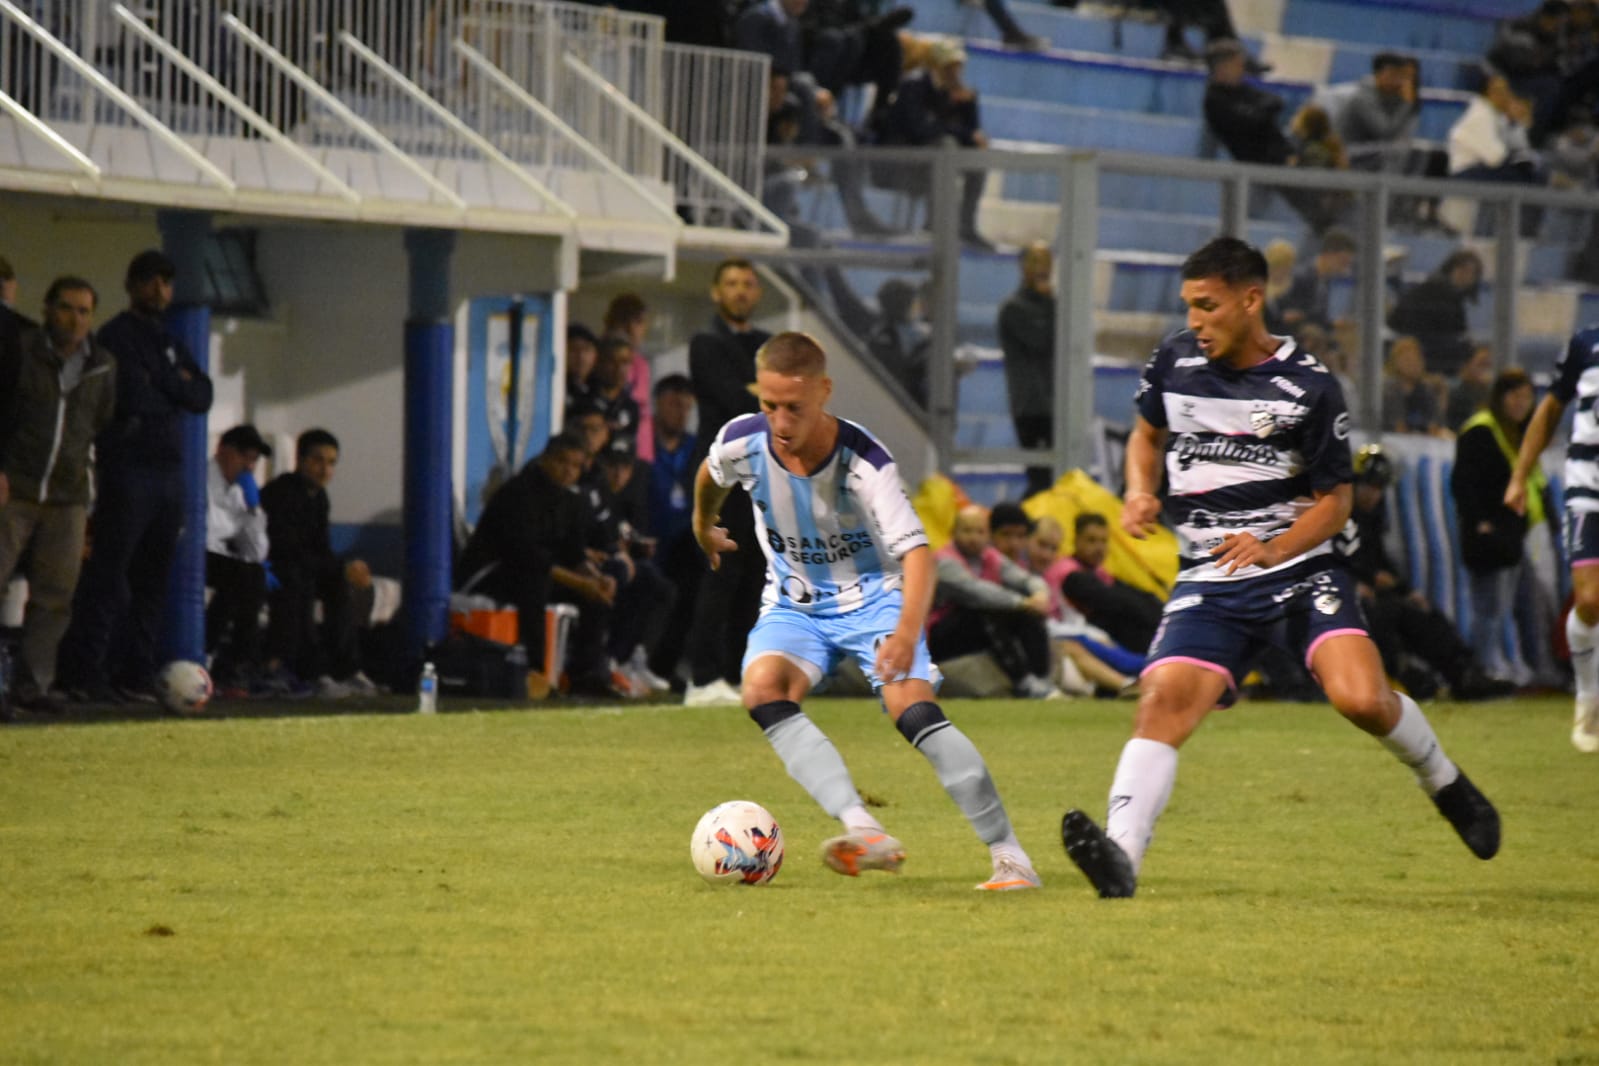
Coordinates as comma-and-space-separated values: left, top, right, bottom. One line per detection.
1505, 323, 1599, 752
1061, 237, 1500, 898
693, 331, 1040, 890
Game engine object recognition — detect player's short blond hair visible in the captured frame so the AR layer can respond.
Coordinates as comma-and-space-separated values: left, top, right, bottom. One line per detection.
756, 331, 828, 378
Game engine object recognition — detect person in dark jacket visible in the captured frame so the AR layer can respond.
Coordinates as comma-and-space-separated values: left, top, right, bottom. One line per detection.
259, 428, 376, 697
683, 258, 771, 705
0, 277, 116, 709
1451, 370, 1561, 686
57, 250, 213, 703
1345, 446, 1512, 700
1387, 248, 1483, 376
455, 433, 616, 694
997, 241, 1057, 496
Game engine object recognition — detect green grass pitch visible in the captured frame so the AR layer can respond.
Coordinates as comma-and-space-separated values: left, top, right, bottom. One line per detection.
2, 694, 1597, 1064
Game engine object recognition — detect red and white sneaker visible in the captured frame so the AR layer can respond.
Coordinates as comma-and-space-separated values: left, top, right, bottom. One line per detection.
977, 858, 1042, 891
820, 832, 906, 876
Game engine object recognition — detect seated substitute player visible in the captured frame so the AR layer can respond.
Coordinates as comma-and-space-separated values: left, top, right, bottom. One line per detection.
1506, 322, 1599, 753
1059, 237, 1501, 899
693, 331, 1041, 891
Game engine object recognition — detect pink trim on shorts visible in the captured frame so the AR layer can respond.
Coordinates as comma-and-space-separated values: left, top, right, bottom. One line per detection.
1573, 558, 1599, 568
1304, 627, 1367, 670
1142, 656, 1236, 691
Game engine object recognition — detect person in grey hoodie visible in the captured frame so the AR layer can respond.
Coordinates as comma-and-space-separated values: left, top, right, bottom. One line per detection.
0, 276, 115, 710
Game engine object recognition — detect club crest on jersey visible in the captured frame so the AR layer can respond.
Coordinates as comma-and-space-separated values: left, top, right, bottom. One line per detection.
1314, 591, 1341, 615
1249, 409, 1277, 438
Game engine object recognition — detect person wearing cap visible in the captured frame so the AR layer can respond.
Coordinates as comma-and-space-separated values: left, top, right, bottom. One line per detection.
586, 438, 674, 696
205, 425, 272, 694
1344, 445, 1514, 702
0, 276, 116, 712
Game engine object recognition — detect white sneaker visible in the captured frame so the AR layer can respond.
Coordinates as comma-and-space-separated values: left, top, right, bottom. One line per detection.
1057, 656, 1095, 697
1016, 674, 1065, 700
1574, 698, 1599, 753
977, 858, 1042, 891
821, 832, 906, 876
315, 675, 353, 699
625, 647, 672, 693
344, 671, 381, 696
684, 678, 741, 706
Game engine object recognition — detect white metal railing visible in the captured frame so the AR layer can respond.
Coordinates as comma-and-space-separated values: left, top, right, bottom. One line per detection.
661, 43, 769, 202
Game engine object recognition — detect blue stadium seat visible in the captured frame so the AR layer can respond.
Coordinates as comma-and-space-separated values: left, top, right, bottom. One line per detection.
1281, 0, 1498, 53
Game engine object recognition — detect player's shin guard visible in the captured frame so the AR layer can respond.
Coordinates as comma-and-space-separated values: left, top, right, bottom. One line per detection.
1105, 737, 1178, 873
752, 701, 862, 819
1379, 693, 1459, 794
896, 702, 1012, 846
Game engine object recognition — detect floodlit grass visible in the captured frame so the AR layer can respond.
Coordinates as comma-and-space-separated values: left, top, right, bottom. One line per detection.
2, 694, 1597, 1065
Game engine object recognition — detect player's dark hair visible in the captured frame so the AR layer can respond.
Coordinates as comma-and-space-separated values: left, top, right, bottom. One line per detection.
1372, 51, 1408, 73
653, 372, 694, 398
713, 257, 757, 284
1180, 237, 1268, 287
296, 428, 340, 460
989, 501, 1032, 533
603, 292, 647, 332
1074, 512, 1109, 535
43, 275, 96, 309
541, 432, 587, 458
756, 331, 828, 377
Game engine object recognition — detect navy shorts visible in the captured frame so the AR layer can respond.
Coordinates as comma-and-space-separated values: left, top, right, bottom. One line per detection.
1144, 561, 1370, 704
1565, 509, 1599, 568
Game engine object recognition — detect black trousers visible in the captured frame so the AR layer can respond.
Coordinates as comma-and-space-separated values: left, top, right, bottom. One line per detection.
928, 608, 1051, 683
205, 552, 266, 681
1364, 589, 1473, 688
266, 560, 367, 682
474, 549, 608, 683
648, 529, 704, 681
685, 487, 765, 686
1013, 413, 1055, 498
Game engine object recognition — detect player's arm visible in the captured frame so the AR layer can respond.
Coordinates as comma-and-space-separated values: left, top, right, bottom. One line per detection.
1212, 483, 1352, 574
1122, 415, 1167, 538
1506, 392, 1567, 515
690, 460, 738, 570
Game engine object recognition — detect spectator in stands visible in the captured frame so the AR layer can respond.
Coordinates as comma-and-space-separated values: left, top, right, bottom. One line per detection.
1023, 514, 1139, 697
799, 0, 922, 98
1261, 238, 1297, 332
988, 501, 1034, 563
1336, 52, 1421, 168
0, 256, 27, 316
875, 38, 994, 250
867, 277, 930, 406
1382, 335, 1448, 437
565, 323, 599, 408
928, 504, 1060, 699
1448, 74, 1547, 236
1453, 369, 1562, 686
1346, 445, 1514, 701
259, 428, 378, 699
586, 439, 674, 695
1487, 0, 1570, 140
0, 276, 115, 711
646, 373, 700, 687
1446, 344, 1496, 429
565, 394, 612, 470
1277, 227, 1356, 333
590, 335, 645, 458
0, 257, 34, 392
455, 433, 619, 696
602, 294, 654, 461
1289, 102, 1354, 227
58, 251, 214, 705
684, 258, 771, 706
1549, 107, 1599, 189
1060, 513, 1163, 662
205, 425, 272, 695
1154, 0, 1264, 70
1387, 247, 1484, 375
998, 241, 1056, 497
1202, 39, 1338, 231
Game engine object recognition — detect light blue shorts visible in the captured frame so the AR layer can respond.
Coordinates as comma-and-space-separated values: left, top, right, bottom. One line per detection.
742, 593, 938, 692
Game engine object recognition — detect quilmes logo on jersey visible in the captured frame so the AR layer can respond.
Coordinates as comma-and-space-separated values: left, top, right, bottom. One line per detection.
1173, 433, 1279, 470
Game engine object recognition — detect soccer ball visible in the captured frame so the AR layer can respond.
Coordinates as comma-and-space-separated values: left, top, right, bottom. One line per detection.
156, 660, 213, 716
689, 800, 785, 886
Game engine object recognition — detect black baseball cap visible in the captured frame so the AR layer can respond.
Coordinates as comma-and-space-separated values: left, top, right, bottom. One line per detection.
126, 249, 176, 284
220, 424, 273, 457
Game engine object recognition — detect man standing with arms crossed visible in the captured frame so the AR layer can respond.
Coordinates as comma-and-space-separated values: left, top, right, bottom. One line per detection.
1060, 237, 1500, 898
694, 331, 1040, 890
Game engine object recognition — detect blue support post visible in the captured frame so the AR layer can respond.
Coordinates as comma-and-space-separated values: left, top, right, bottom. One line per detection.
159, 211, 211, 664
403, 228, 456, 658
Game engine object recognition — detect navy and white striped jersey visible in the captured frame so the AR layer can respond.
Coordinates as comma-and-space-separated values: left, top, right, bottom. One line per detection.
1136, 330, 1354, 582
1549, 324, 1599, 513
707, 414, 929, 616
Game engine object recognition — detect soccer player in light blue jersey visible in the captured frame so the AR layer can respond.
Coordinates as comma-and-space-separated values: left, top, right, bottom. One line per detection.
692, 331, 1040, 891
1506, 322, 1599, 752
1060, 237, 1500, 898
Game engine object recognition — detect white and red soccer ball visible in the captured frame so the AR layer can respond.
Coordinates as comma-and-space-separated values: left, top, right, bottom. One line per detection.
690, 800, 785, 886
157, 660, 213, 716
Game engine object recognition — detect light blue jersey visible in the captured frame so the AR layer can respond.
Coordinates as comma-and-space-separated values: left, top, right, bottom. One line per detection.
707, 414, 928, 618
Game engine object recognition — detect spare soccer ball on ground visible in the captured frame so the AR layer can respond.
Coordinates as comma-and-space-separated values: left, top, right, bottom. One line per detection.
157, 660, 213, 716
690, 800, 785, 886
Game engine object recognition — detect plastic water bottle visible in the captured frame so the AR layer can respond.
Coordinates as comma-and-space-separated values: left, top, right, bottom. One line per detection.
417, 662, 438, 715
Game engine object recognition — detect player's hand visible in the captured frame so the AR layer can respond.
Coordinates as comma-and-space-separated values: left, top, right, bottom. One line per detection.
1021, 589, 1051, 616
584, 575, 616, 605
1121, 491, 1162, 539
695, 522, 738, 571
1503, 475, 1528, 516
1210, 532, 1279, 575
874, 631, 915, 684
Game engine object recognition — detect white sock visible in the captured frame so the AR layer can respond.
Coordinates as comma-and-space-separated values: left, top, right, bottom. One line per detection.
1104, 737, 1179, 874
1568, 610, 1599, 706
840, 803, 886, 837
1379, 693, 1460, 794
